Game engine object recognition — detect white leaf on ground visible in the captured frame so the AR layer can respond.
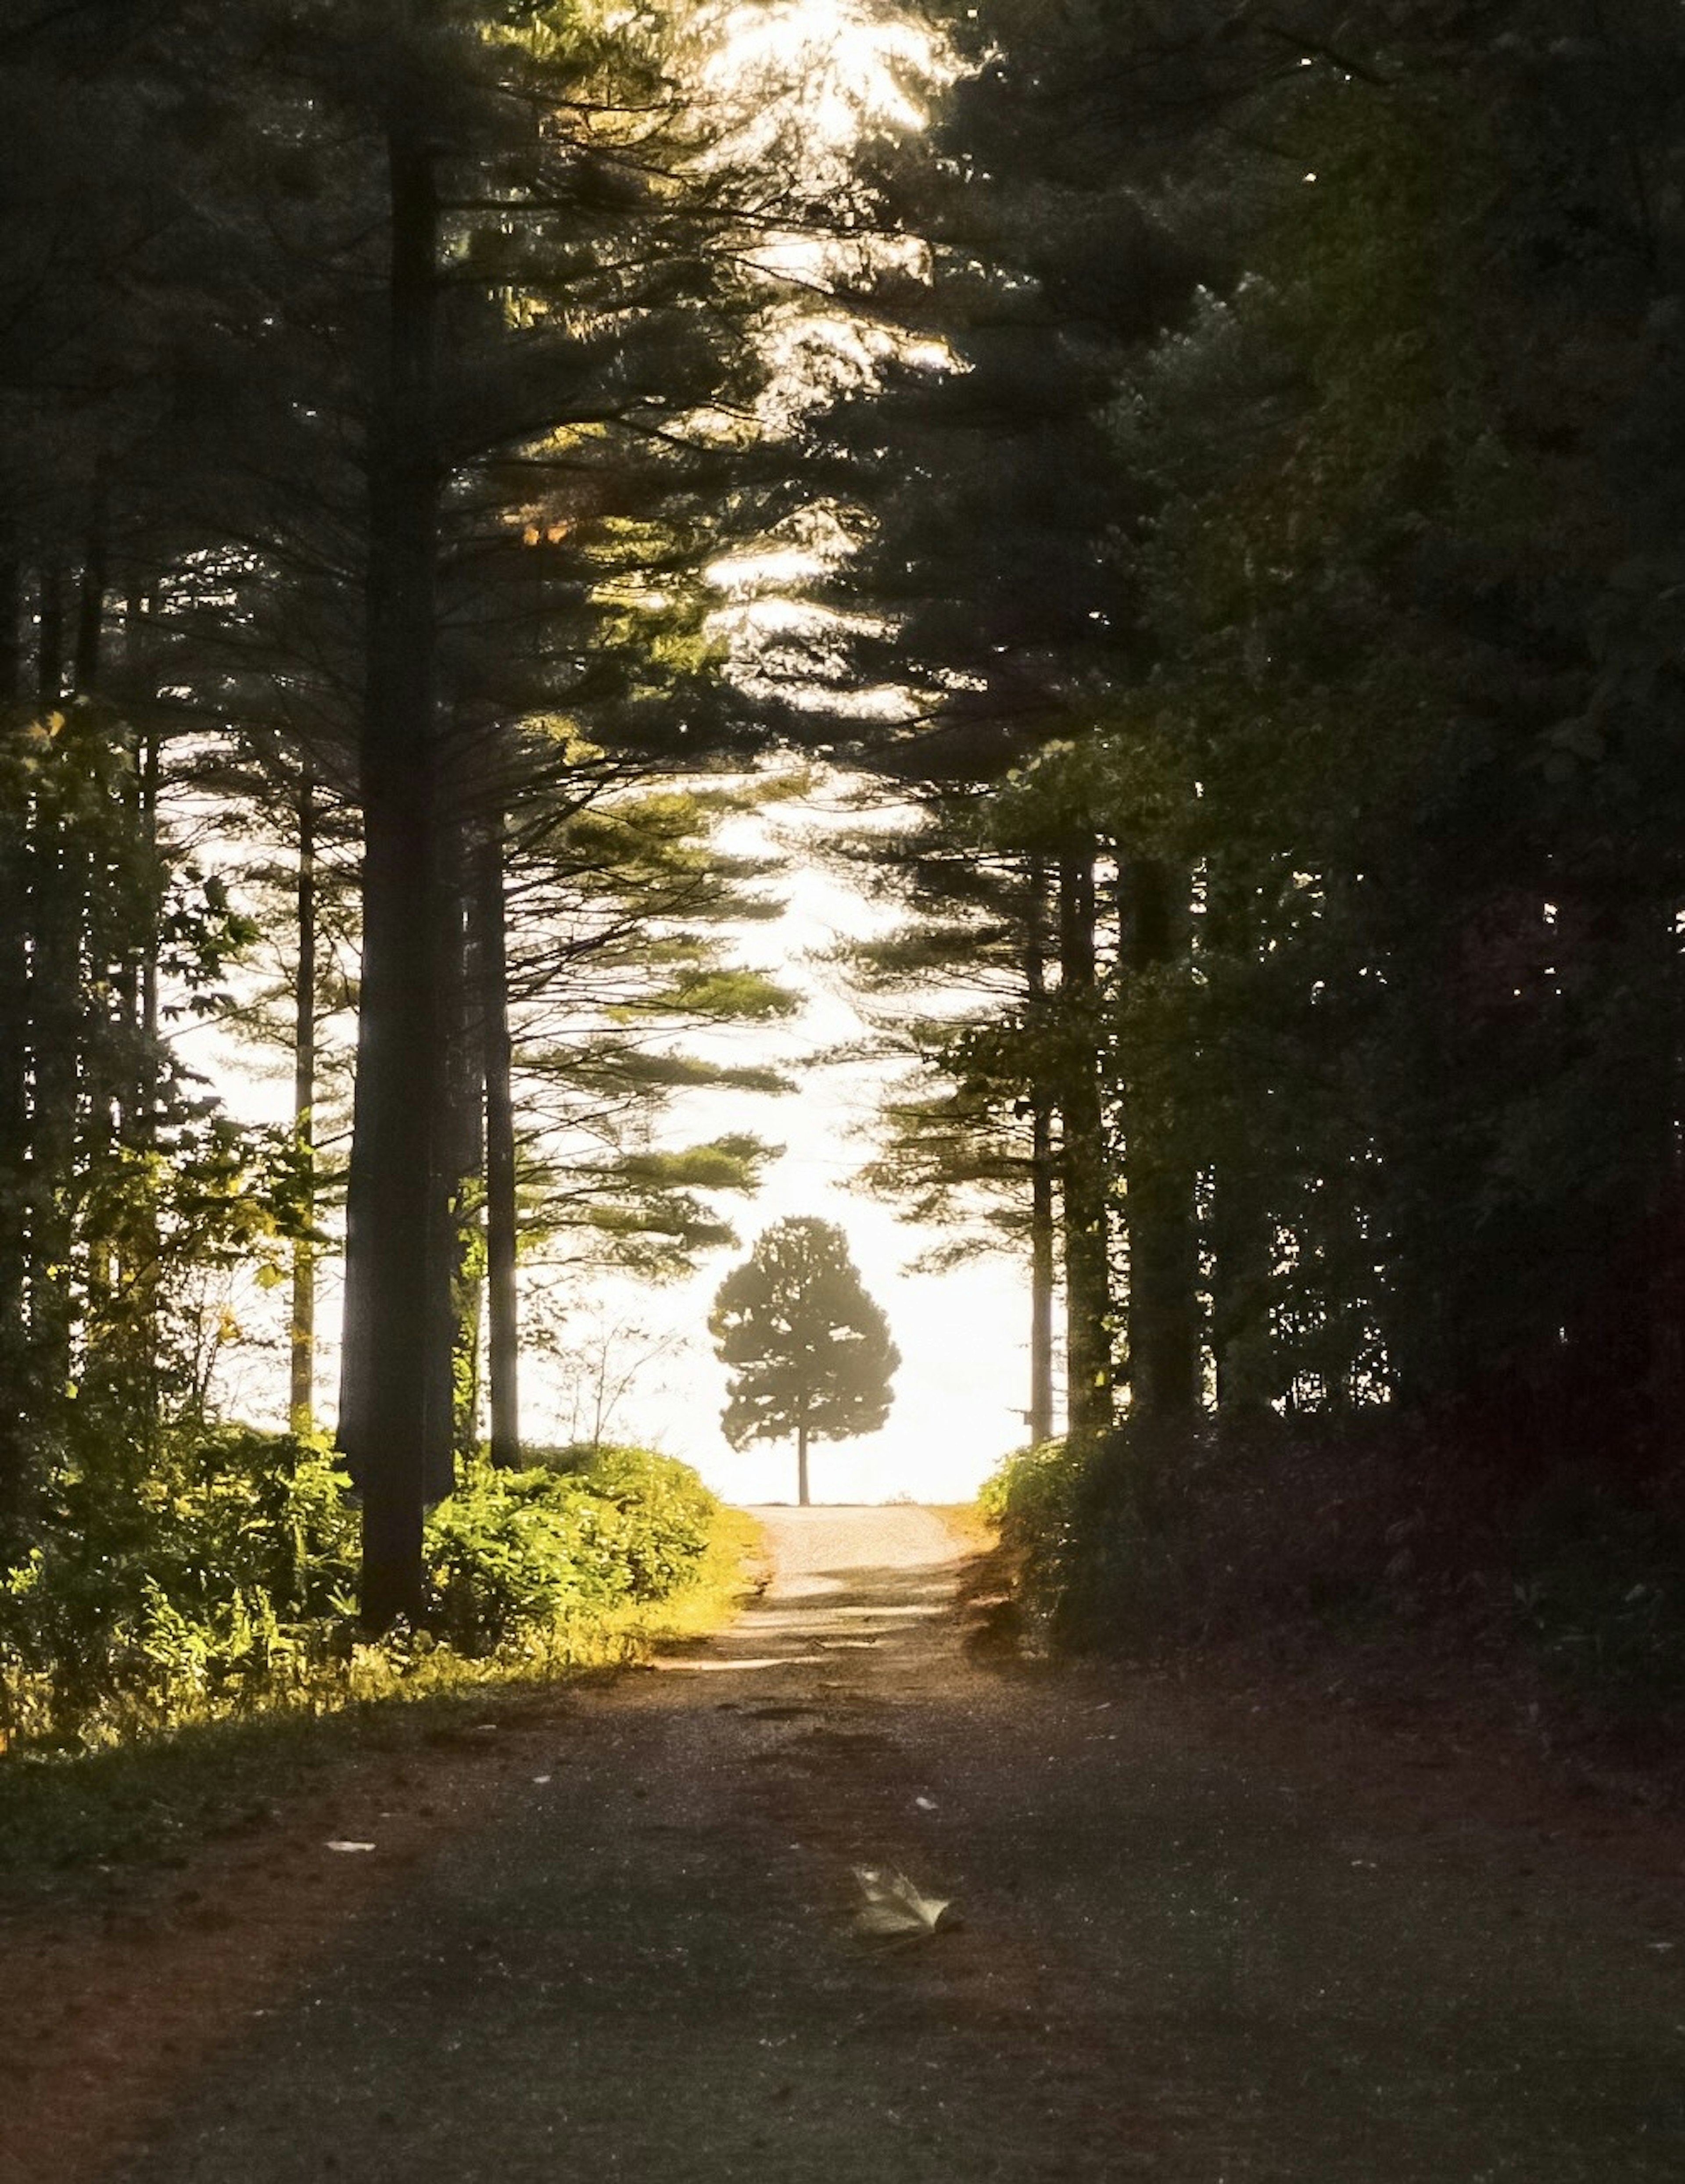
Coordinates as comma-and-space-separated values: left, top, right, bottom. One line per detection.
325, 1840, 376, 1854
851, 1864, 952, 1937
914, 1796, 937, 1811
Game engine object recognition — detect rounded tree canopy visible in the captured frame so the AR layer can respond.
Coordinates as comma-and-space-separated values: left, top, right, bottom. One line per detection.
708, 1215, 900, 1454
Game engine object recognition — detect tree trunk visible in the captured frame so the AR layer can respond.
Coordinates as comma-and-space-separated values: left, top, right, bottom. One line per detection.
0, 565, 26, 1529
796, 1414, 810, 1507
133, 720, 162, 1168
477, 818, 520, 1468
28, 737, 82, 1425
36, 566, 63, 706
1202, 859, 1274, 1419
1119, 854, 1201, 1421
0, 560, 19, 701
1025, 854, 1055, 1446
1057, 845, 1113, 1442
1030, 1096, 1057, 1444
444, 831, 485, 1469
341, 123, 446, 1632
426, 815, 477, 1492
289, 767, 317, 1436
72, 521, 106, 696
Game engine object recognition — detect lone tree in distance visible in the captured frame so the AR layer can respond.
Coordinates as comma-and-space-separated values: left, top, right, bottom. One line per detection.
710, 1217, 900, 1505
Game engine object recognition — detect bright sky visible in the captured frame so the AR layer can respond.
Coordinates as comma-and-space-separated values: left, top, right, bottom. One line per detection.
527, 791, 1034, 1506
185, 784, 1035, 1508
592, 3, 1023, 1502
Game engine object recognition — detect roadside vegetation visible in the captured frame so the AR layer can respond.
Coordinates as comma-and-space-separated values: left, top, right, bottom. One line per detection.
0, 1443, 758, 1889
983, 1428, 1685, 1781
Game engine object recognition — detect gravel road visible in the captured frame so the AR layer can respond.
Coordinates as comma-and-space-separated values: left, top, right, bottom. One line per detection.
115, 1505, 1685, 2183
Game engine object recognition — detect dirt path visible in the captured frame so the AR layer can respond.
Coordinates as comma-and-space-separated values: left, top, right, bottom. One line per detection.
14, 1506, 1685, 2181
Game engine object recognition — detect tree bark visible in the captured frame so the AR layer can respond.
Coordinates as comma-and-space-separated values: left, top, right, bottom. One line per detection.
426, 815, 477, 1491
72, 520, 106, 696
341, 122, 447, 1631
137, 724, 160, 1121
1025, 854, 1055, 1447
796, 1414, 810, 1507
28, 732, 82, 1421
0, 560, 19, 702
0, 564, 26, 1528
1058, 845, 1113, 1442
289, 767, 317, 1436
1119, 854, 1202, 1421
1202, 858, 1274, 1419
477, 819, 520, 1468
36, 566, 63, 705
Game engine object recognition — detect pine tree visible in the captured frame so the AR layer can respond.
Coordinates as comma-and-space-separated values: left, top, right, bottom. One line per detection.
709, 1217, 899, 1507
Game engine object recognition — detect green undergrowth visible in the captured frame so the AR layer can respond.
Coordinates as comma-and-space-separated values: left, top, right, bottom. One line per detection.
0, 1501, 763, 1899
0, 1433, 762, 1890
980, 1425, 1685, 1747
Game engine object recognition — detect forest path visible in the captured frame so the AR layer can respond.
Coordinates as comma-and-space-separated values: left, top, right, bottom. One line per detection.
58, 1507, 1685, 2179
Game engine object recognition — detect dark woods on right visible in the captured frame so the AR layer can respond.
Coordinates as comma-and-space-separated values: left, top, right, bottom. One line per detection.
837, 2, 1685, 1737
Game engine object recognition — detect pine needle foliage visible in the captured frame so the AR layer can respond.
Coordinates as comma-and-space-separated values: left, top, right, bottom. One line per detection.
710, 1216, 899, 1504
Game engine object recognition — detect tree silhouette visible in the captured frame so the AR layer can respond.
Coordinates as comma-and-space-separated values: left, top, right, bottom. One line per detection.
709, 1217, 899, 1506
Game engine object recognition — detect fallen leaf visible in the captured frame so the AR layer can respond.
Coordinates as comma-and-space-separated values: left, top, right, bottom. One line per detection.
851, 1864, 952, 1939
325, 1840, 376, 1855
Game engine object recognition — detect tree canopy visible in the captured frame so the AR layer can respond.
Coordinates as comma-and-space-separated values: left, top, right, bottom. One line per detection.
709, 1217, 900, 1506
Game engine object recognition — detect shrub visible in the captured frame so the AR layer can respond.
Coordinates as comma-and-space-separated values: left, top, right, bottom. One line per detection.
979, 1438, 1083, 1541
979, 1418, 1413, 1655
983, 1414, 1685, 1742
977, 1438, 1093, 1640
421, 1446, 720, 1655
0, 1429, 359, 1737
1, 1431, 725, 1741
422, 1464, 632, 1654
1510, 1474, 1685, 1720
529, 1443, 719, 1597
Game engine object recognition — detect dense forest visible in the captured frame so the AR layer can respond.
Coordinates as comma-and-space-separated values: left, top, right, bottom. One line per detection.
4, 0, 1685, 1747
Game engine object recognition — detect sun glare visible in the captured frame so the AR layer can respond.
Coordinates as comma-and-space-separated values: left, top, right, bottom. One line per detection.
701, 2, 949, 155
681, 5, 959, 713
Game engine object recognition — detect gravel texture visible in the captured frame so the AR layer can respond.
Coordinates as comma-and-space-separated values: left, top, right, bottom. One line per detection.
22, 1504, 1685, 2183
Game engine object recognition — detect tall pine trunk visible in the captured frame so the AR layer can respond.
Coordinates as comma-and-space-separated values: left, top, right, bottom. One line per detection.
1025, 854, 1055, 1447
28, 574, 78, 1423
476, 818, 520, 1468
341, 123, 448, 1631
0, 562, 25, 1528
1203, 859, 1273, 1419
1057, 845, 1113, 1442
430, 816, 479, 1490
290, 767, 317, 1435
0, 560, 18, 700
72, 519, 106, 696
1119, 854, 1201, 1421
36, 567, 63, 707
